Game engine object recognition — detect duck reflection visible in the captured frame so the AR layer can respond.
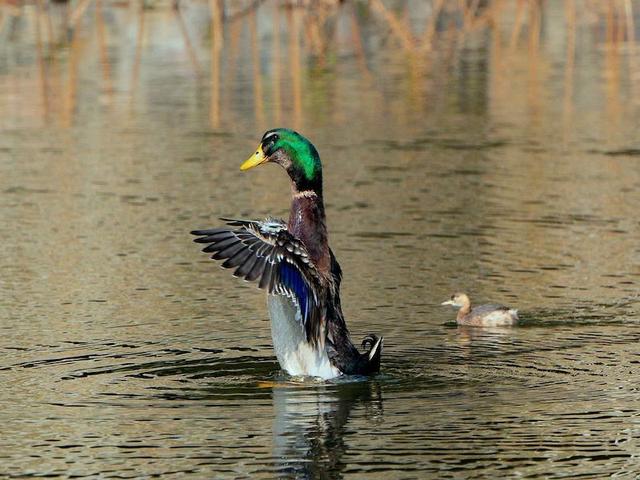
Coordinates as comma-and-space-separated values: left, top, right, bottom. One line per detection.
456, 325, 513, 342
271, 380, 383, 479
453, 325, 514, 358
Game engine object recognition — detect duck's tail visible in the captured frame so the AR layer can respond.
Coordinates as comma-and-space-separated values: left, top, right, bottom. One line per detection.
361, 334, 383, 374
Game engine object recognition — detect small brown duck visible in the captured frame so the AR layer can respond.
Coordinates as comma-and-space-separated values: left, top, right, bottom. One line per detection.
441, 292, 518, 326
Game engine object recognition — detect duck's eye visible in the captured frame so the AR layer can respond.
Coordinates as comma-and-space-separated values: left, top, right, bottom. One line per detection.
262, 133, 278, 144
263, 136, 279, 155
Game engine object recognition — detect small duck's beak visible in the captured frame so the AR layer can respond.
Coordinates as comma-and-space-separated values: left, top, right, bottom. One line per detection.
441, 300, 454, 306
240, 144, 268, 171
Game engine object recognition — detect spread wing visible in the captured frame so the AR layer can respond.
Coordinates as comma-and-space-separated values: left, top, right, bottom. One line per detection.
191, 218, 323, 344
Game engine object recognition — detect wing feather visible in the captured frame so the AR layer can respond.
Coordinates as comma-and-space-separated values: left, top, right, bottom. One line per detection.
259, 261, 274, 291
221, 247, 251, 269
192, 229, 230, 243
233, 254, 258, 278
191, 218, 322, 344
246, 257, 266, 282
202, 236, 238, 253
212, 242, 243, 260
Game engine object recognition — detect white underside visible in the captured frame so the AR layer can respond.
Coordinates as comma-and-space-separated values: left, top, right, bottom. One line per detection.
267, 294, 341, 380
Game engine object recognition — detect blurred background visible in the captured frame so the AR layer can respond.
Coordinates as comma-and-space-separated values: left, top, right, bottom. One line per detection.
1, 0, 640, 478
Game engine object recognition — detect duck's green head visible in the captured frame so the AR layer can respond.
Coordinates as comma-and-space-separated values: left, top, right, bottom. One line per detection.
241, 128, 322, 193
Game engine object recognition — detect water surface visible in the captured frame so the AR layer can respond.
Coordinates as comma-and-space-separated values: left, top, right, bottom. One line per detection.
1, 1, 640, 478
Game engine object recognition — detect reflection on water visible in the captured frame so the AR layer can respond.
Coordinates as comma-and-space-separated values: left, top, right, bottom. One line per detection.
272, 381, 383, 479
2, 0, 640, 477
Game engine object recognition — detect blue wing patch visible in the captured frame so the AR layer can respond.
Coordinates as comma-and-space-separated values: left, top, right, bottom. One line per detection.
279, 262, 311, 324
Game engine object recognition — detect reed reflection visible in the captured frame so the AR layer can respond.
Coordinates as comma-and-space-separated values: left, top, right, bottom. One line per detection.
2, 0, 639, 139
271, 381, 383, 479
209, 0, 222, 128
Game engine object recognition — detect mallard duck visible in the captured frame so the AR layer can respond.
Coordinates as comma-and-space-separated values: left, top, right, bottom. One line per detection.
441, 292, 518, 326
191, 128, 383, 379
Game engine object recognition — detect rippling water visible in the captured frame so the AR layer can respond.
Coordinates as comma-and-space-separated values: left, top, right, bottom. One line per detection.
2, 1, 640, 478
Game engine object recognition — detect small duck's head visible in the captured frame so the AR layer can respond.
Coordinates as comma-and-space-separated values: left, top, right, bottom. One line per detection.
241, 128, 322, 194
441, 292, 470, 309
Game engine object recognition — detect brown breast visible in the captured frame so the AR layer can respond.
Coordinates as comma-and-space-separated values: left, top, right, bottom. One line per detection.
288, 195, 330, 274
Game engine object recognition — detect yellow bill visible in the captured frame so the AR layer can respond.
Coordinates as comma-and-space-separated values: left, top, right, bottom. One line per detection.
240, 144, 268, 171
